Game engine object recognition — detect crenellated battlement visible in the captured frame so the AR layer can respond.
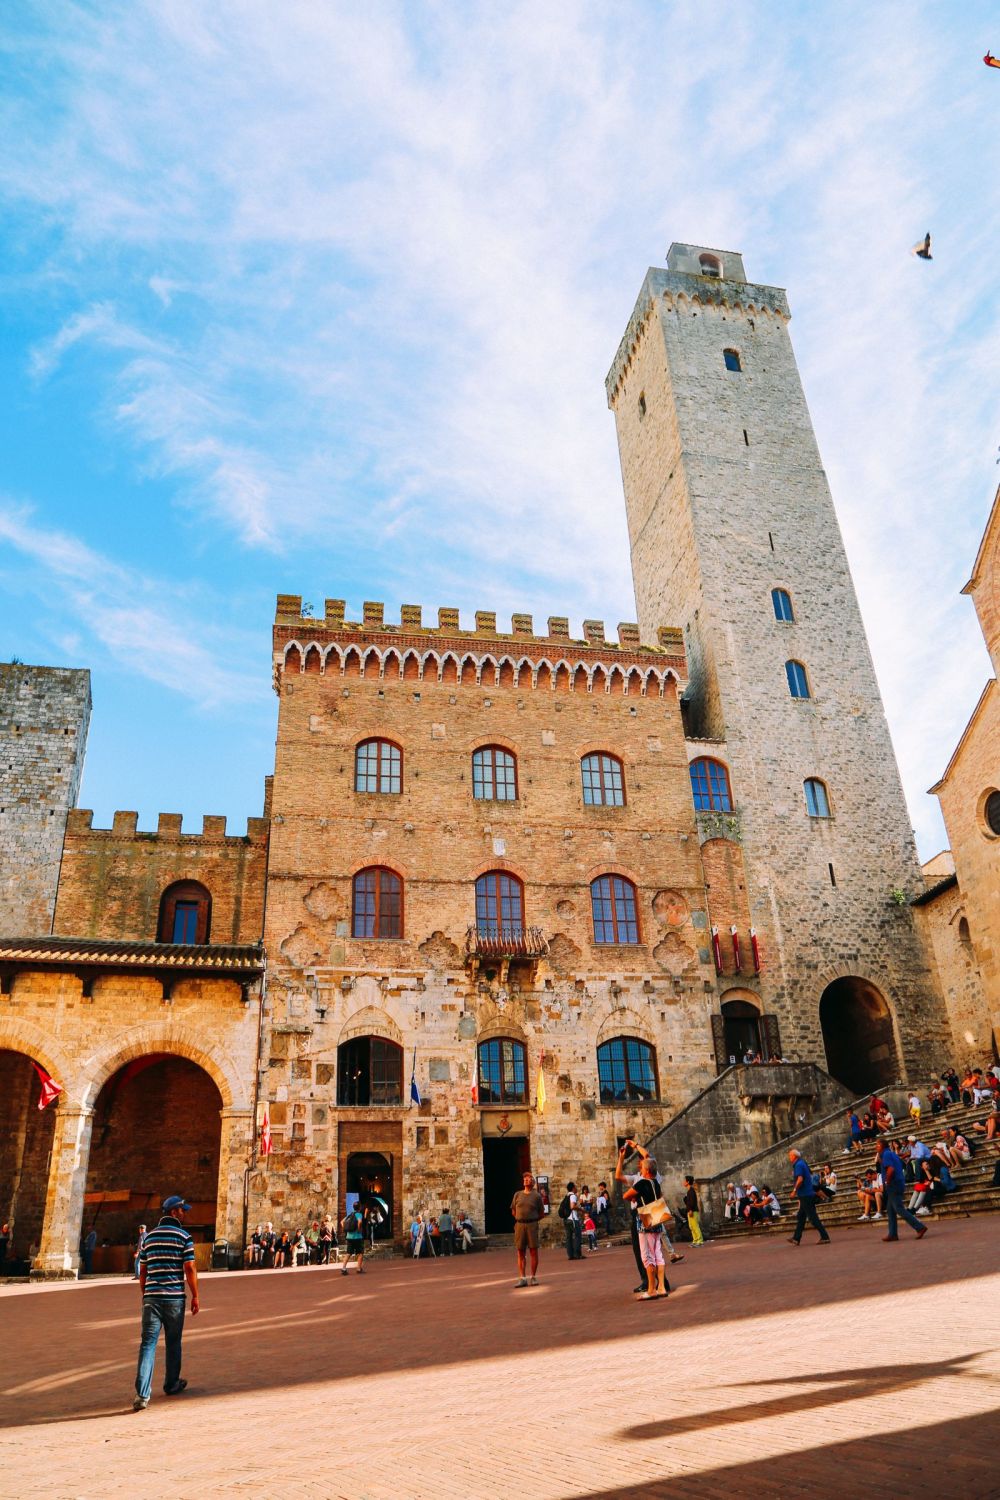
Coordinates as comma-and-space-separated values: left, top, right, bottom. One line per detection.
65, 777, 272, 845
273, 597, 686, 697
605, 263, 790, 406
275, 595, 682, 653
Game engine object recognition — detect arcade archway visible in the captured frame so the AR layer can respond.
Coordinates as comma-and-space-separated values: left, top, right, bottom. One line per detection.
346, 1151, 393, 1242
0, 1049, 57, 1271
819, 977, 899, 1095
83, 1054, 222, 1268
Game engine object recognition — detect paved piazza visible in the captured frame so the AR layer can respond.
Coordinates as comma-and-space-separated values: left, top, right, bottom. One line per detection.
3, 1219, 1000, 1499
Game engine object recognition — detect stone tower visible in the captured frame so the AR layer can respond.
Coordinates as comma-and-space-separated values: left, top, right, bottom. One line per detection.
0, 663, 91, 937
606, 242, 950, 1090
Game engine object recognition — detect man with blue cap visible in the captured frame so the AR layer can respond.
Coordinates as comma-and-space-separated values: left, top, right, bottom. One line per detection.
133, 1194, 200, 1411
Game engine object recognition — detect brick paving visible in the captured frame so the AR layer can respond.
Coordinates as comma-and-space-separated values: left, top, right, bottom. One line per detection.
3, 1218, 1000, 1499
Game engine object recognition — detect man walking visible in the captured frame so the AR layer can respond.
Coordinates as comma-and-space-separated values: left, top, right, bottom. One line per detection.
877, 1138, 929, 1242
438, 1206, 454, 1256
133, 1194, 199, 1410
510, 1170, 544, 1287
560, 1182, 583, 1260
786, 1149, 831, 1245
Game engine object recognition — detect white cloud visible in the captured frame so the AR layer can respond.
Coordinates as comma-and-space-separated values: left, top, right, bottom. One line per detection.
2, 1, 999, 852
0, 504, 259, 708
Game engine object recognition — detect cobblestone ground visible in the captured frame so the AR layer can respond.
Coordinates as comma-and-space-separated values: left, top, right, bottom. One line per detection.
3, 1218, 1000, 1499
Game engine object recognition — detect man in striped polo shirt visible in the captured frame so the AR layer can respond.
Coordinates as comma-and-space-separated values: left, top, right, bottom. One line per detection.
133, 1194, 200, 1411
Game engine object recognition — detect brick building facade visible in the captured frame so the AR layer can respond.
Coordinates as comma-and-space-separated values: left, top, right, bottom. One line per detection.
0, 245, 959, 1274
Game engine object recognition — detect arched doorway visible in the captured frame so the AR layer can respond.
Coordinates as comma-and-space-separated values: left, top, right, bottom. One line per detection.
819, 977, 899, 1095
84, 1055, 222, 1271
720, 998, 763, 1064
346, 1151, 393, 1242
0, 1049, 58, 1272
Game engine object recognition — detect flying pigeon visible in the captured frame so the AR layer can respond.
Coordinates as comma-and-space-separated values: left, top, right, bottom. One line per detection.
911, 233, 932, 260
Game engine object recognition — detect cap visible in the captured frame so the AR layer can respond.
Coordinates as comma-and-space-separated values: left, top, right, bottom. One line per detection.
162, 1194, 191, 1212
907, 1135, 916, 1142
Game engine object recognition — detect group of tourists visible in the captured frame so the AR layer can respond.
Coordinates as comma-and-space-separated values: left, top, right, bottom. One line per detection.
249, 1218, 339, 1268
409, 1208, 475, 1257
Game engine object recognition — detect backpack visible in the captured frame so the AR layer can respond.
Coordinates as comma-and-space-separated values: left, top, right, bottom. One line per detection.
557, 1194, 572, 1220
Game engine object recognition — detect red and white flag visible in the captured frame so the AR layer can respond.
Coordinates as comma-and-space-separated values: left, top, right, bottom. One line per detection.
470, 1059, 478, 1106
260, 1107, 273, 1157
32, 1062, 62, 1110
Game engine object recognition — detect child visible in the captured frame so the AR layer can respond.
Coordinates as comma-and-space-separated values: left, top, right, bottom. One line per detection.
908, 1092, 921, 1125
583, 1213, 598, 1252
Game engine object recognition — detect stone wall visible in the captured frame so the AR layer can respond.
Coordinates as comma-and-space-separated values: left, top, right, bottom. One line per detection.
914, 876, 992, 1067
54, 796, 270, 945
0, 664, 91, 938
607, 248, 951, 1082
251, 601, 752, 1241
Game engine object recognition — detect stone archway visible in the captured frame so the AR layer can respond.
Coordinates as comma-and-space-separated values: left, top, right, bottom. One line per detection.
819, 976, 899, 1095
83, 1054, 224, 1269
0, 1049, 59, 1272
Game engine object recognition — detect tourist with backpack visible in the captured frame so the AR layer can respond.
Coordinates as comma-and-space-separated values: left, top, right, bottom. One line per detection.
341, 1202, 366, 1274
558, 1182, 582, 1260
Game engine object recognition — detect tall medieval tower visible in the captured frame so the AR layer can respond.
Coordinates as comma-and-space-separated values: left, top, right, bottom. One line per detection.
606, 242, 950, 1089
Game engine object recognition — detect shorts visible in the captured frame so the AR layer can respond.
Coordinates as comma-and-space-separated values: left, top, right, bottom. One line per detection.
639, 1230, 664, 1268
346, 1238, 364, 1254
513, 1221, 539, 1251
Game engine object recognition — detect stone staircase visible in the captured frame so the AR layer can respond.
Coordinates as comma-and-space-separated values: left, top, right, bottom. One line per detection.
710, 1096, 1000, 1238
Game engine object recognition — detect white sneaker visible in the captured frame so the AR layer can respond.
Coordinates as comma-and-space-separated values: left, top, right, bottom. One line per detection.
857, 1214, 870, 1221
916, 1207, 930, 1216
872, 1213, 883, 1221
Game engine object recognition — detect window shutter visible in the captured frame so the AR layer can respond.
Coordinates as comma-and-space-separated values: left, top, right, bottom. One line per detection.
761, 1013, 782, 1058
710, 1014, 728, 1075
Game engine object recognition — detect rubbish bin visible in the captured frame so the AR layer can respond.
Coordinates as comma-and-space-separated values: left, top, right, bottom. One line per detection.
211, 1238, 230, 1270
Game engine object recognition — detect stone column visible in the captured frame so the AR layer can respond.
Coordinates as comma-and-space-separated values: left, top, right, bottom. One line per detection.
32, 1104, 94, 1280
217, 1106, 252, 1257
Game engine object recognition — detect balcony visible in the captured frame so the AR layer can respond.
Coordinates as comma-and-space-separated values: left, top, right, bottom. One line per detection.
464, 924, 548, 982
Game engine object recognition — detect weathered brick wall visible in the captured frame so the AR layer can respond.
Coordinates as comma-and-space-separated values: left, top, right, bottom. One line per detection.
251, 601, 753, 1240
608, 250, 951, 1080
914, 878, 991, 1066
54, 795, 270, 944
930, 680, 1000, 1055
0, 664, 91, 938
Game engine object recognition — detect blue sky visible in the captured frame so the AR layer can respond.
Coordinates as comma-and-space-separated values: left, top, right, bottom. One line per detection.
1, 1, 998, 856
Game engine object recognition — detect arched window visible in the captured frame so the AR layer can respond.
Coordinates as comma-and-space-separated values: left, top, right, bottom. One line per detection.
785, 660, 810, 699
591, 875, 640, 945
581, 752, 625, 806
337, 1036, 403, 1106
158, 880, 211, 944
689, 757, 733, 812
475, 871, 524, 943
985, 790, 1000, 836
958, 916, 973, 950
477, 1037, 527, 1105
354, 738, 402, 794
597, 1037, 658, 1103
804, 778, 830, 818
699, 253, 721, 278
472, 745, 517, 801
771, 588, 794, 622
723, 348, 742, 372
352, 867, 403, 938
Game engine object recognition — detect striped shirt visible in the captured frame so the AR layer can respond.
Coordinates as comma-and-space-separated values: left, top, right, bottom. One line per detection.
138, 1215, 195, 1300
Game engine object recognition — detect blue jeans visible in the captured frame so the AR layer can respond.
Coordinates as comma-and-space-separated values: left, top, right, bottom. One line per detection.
885, 1183, 924, 1237
135, 1297, 186, 1399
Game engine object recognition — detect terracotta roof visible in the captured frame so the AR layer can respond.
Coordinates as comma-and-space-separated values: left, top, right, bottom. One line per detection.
911, 873, 959, 907
0, 936, 263, 973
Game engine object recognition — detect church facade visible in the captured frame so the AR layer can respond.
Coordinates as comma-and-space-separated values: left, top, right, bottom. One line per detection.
0, 246, 956, 1274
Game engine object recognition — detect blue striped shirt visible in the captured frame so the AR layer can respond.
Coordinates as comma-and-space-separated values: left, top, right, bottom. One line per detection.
139, 1215, 195, 1300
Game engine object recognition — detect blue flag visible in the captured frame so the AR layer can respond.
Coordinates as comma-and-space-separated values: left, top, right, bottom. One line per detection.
410, 1048, 421, 1106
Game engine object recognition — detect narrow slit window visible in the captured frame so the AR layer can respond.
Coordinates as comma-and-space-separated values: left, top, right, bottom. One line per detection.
828, 863, 837, 887
771, 588, 794, 622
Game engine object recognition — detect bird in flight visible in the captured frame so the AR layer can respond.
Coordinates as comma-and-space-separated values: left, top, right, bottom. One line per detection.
911, 233, 932, 260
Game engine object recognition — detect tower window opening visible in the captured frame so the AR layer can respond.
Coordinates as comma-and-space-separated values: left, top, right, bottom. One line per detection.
785, 660, 811, 699
828, 863, 836, 887
638, 392, 647, 418
723, 349, 742, 372
689, 757, 733, 812
805, 778, 830, 818
699, 253, 721, 278
771, 588, 794, 622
